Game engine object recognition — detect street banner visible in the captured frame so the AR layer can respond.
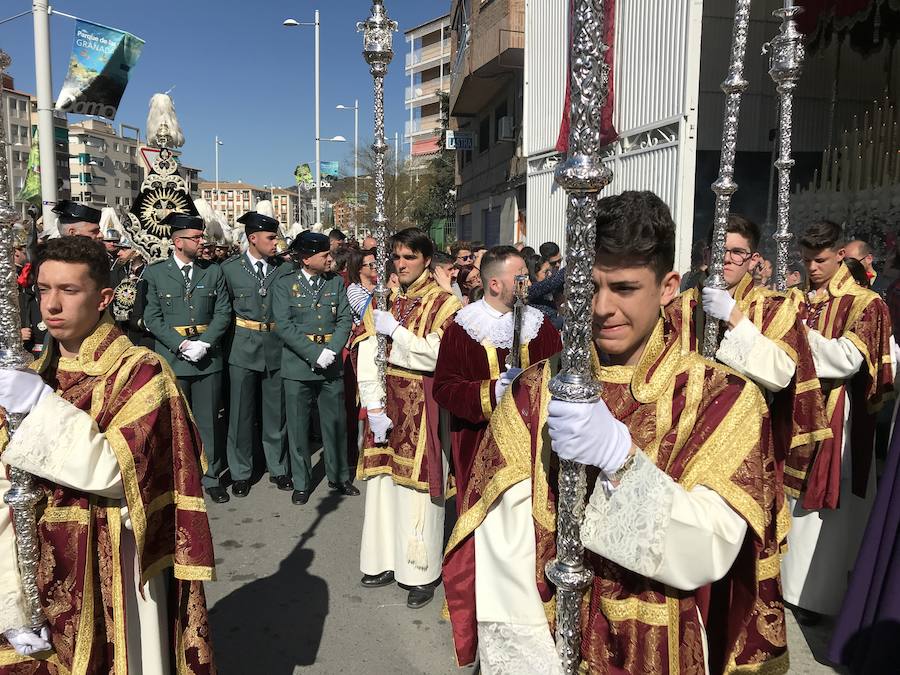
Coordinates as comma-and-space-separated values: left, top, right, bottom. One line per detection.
320, 161, 340, 178
295, 163, 314, 190
16, 142, 41, 204
55, 19, 145, 120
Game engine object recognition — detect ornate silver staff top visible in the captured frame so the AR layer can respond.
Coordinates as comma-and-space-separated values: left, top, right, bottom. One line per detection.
359, 0, 397, 406
546, 2, 613, 671
766, 2, 804, 292
0, 49, 45, 630
703, 0, 753, 358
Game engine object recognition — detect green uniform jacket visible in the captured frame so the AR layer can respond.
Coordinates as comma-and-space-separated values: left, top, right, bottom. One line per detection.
143, 257, 232, 377
221, 253, 294, 372
272, 269, 352, 382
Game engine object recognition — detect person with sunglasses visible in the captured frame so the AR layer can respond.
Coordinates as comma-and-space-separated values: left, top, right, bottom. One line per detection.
451, 240, 475, 267
143, 212, 233, 503
346, 248, 378, 325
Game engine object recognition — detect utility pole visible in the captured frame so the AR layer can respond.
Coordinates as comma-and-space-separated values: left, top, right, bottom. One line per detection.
32, 0, 58, 227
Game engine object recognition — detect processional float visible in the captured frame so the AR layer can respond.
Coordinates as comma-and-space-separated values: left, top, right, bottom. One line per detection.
0, 49, 45, 631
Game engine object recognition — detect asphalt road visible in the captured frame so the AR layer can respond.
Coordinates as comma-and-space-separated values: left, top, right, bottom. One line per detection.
203, 452, 842, 674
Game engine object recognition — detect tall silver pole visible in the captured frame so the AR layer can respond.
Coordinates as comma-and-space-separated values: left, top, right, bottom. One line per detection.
0, 49, 45, 631
360, 0, 398, 404
354, 99, 359, 240
315, 10, 322, 227
545, 2, 612, 672
702, 0, 753, 358
767, 1, 804, 291
214, 136, 220, 206
394, 131, 399, 218
32, 0, 58, 225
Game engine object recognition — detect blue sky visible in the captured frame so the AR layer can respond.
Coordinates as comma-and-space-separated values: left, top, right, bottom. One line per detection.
1, 0, 449, 186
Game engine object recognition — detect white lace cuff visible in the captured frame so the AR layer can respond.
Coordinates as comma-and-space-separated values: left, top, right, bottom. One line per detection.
478, 621, 564, 675
0, 570, 27, 634
581, 450, 674, 577
715, 318, 760, 376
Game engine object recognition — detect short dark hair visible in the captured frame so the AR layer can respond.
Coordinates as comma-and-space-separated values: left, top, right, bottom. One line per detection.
328, 228, 346, 241
391, 227, 434, 260
594, 191, 675, 281
430, 251, 453, 270
526, 253, 547, 282
480, 245, 524, 283
36, 235, 111, 289
539, 242, 560, 259
347, 247, 375, 284
726, 213, 761, 252
799, 220, 844, 251
450, 241, 472, 258
521, 246, 536, 259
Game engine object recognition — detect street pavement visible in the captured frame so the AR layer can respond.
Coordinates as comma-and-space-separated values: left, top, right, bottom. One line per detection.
204, 452, 843, 674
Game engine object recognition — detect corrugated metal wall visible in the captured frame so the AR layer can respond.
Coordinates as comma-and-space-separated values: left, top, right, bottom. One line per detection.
523, 0, 567, 158
526, 158, 568, 250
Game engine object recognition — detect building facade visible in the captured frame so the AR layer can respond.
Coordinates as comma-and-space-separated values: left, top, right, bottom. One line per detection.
199, 181, 271, 227
405, 14, 451, 174
68, 119, 144, 210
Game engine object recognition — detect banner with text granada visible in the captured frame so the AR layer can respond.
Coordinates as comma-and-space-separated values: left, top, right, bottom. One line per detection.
56, 20, 145, 120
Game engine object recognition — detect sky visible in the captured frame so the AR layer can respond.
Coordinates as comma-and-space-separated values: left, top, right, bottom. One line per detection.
0, 0, 450, 187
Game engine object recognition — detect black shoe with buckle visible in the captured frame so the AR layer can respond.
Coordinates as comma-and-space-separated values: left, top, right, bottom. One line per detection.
406, 585, 435, 609
329, 480, 361, 496
232, 480, 251, 498
361, 571, 395, 588
291, 490, 310, 505
269, 475, 294, 491
205, 486, 230, 504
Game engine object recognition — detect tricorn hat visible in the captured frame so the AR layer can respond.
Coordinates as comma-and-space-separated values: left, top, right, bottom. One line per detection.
52, 199, 102, 225
237, 211, 280, 235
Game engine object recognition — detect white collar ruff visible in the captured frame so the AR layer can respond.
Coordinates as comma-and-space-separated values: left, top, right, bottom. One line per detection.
454, 299, 544, 349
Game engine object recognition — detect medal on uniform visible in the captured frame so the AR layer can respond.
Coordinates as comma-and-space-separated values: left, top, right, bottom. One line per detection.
37, 321, 47, 331
258, 287, 267, 297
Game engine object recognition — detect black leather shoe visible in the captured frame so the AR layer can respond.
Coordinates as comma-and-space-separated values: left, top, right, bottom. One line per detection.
205, 486, 230, 504
360, 571, 395, 588
269, 475, 294, 491
232, 480, 251, 498
329, 480, 361, 496
291, 490, 310, 505
406, 585, 435, 609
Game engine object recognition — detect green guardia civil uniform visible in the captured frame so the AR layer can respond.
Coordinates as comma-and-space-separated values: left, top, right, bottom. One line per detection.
273, 243, 352, 492
221, 243, 294, 483
143, 240, 232, 489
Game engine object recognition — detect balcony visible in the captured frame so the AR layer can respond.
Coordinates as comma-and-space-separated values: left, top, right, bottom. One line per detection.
405, 78, 445, 104
405, 42, 449, 71
405, 114, 442, 137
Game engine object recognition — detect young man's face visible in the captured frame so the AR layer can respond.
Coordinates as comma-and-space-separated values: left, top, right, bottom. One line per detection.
37, 260, 113, 346
486, 255, 528, 310
801, 245, 844, 289
454, 249, 473, 266
250, 231, 278, 258
66, 221, 102, 241
393, 244, 430, 286
546, 251, 563, 270
591, 256, 680, 367
723, 232, 760, 289
173, 229, 204, 260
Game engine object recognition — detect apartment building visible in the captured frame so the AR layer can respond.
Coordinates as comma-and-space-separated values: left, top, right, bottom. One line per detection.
270, 187, 299, 228
68, 119, 144, 210
405, 14, 451, 174
449, 0, 525, 246
199, 181, 271, 227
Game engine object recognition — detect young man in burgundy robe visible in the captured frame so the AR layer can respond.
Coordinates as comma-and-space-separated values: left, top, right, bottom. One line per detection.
434, 246, 561, 511
0, 236, 215, 674
780, 220, 894, 625
443, 192, 787, 674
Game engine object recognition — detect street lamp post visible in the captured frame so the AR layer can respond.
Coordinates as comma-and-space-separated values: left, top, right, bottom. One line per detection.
284, 11, 321, 226
336, 100, 360, 239
214, 136, 223, 208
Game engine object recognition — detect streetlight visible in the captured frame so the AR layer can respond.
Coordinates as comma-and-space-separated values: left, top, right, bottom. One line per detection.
214, 136, 223, 208
336, 100, 359, 238
283, 11, 322, 225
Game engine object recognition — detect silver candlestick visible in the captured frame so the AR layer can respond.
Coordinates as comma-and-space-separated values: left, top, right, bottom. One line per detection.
703, 0, 753, 358
545, 1, 613, 671
766, 1, 804, 292
0, 49, 44, 630
359, 0, 397, 405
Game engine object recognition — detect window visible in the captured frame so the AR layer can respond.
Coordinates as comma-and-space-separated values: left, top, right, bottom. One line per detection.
478, 117, 490, 153
115, 179, 121, 188
114, 196, 121, 205
124, 180, 130, 189
483, 206, 501, 246
114, 143, 119, 152
494, 101, 508, 138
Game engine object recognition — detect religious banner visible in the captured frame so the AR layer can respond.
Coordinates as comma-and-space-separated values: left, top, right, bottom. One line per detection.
55, 19, 145, 120
16, 142, 41, 204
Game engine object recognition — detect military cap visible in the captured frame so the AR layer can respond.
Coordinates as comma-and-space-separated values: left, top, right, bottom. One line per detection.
52, 199, 102, 225
237, 211, 280, 235
162, 212, 205, 235
289, 231, 330, 255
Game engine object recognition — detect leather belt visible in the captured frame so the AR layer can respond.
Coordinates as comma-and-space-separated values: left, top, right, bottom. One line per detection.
306, 333, 333, 344
174, 324, 208, 337
236, 318, 276, 332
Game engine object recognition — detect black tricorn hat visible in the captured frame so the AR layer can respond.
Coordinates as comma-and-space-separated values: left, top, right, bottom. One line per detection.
52, 199, 102, 225
237, 211, 280, 235
162, 212, 205, 235
289, 231, 330, 256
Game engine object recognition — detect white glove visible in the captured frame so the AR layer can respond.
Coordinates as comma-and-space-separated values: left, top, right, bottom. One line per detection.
493, 366, 522, 403
4, 626, 51, 656
373, 309, 400, 337
547, 398, 632, 475
316, 348, 336, 369
193, 341, 211, 360
701, 287, 736, 323
0, 369, 53, 414
368, 410, 394, 444
180, 340, 209, 363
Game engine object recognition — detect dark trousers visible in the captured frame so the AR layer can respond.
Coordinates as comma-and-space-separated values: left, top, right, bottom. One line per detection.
177, 372, 225, 488
226, 364, 287, 481
283, 377, 349, 491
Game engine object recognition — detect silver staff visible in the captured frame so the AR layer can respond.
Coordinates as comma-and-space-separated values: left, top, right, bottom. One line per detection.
507, 275, 528, 369
0, 49, 45, 630
703, 0, 753, 358
359, 0, 397, 404
766, 1, 804, 291
545, 1, 613, 671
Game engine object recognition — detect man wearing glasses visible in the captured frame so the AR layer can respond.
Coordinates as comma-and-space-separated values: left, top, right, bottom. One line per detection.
538, 241, 563, 271
144, 212, 233, 503
451, 241, 474, 268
